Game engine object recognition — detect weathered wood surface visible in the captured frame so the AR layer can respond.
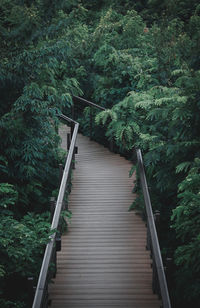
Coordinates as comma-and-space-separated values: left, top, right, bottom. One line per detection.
49, 126, 160, 308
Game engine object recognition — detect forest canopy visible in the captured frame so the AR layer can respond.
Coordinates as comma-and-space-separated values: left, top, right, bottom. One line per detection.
0, 0, 200, 307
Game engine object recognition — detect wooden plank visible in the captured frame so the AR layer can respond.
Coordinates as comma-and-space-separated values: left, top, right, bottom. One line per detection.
49, 283, 153, 289
57, 259, 151, 264
50, 303, 161, 308
49, 285, 154, 292
50, 294, 158, 300
50, 300, 161, 307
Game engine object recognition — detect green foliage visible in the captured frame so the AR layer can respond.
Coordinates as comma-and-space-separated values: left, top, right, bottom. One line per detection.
171, 159, 200, 304
0, 0, 83, 213
0, 183, 18, 209
0, 299, 25, 308
0, 212, 52, 277
1, 0, 200, 306
0, 0, 81, 306
85, 2, 200, 306
0, 211, 52, 305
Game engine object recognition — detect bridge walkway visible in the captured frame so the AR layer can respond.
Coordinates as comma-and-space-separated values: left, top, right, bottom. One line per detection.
49, 126, 161, 308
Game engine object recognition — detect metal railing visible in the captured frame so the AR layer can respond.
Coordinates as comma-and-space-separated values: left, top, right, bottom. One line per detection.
73, 95, 105, 111
32, 96, 171, 308
136, 149, 171, 308
32, 115, 79, 308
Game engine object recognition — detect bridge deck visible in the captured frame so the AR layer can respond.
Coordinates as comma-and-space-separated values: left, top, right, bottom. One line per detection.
49, 126, 160, 308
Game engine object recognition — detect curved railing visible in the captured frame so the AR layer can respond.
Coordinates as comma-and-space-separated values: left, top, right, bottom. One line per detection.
32, 115, 79, 308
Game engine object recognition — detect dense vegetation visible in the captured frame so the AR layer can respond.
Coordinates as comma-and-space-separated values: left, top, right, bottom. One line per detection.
0, 0, 200, 307
0, 0, 81, 306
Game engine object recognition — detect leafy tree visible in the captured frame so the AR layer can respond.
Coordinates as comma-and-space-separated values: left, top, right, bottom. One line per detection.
0, 0, 81, 306
93, 3, 200, 306
172, 158, 200, 305
0, 183, 52, 306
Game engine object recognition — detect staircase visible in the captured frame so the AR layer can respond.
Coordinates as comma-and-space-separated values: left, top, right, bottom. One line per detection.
48, 126, 161, 308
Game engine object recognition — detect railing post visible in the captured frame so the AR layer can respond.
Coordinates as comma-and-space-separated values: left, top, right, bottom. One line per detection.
152, 258, 160, 296
67, 133, 71, 150
66, 128, 75, 170
66, 164, 73, 197
146, 220, 151, 251
56, 235, 61, 252
70, 122, 75, 170
27, 277, 35, 306
50, 197, 56, 222
90, 107, 93, 140
154, 210, 161, 234
51, 244, 57, 279
72, 149, 75, 169
59, 164, 63, 185
71, 107, 75, 137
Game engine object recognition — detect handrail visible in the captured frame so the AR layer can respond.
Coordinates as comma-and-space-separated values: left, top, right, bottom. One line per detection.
32, 114, 79, 308
136, 149, 171, 308
58, 113, 79, 124
73, 95, 106, 111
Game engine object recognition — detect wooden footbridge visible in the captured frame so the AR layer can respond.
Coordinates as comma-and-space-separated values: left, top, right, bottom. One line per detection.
32, 97, 171, 308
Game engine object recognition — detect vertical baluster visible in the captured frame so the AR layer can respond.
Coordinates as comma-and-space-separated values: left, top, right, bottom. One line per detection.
146, 220, 151, 251
152, 257, 160, 297
69, 122, 75, 169
67, 133, 71, 150
49, 238, 58, 284
72, 149, 75, 169
49, 197, 57, 283
71, 111, 75, 138
56, 235, 61, 252
27, 277, 35, 306
154, 210, 161, 232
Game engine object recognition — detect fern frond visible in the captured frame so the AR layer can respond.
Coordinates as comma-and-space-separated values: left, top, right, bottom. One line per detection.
95, 109, 117, 125
176, 162, 192, 174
